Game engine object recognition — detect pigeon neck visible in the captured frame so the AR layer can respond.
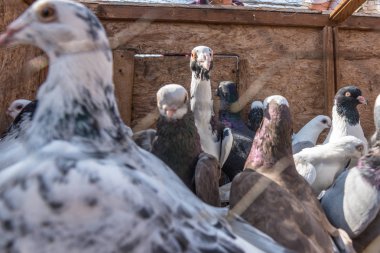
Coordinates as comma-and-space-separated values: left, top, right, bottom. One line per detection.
358, 154, 380, 190
245, 105, 293, 170
295, 121, 324, 144
28, 50, 128, 150
190, 73, 213, 124
335, 101, 360, 126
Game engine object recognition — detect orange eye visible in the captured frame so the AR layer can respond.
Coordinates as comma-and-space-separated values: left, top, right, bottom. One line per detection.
38, 4, 56, 22
345, 92, 351, 97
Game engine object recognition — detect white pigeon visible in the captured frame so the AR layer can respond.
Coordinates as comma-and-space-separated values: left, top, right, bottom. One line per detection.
190, 45, 233, 167
324, 86, 368, 153
6, 99, 31, 119
294, 136, 365, 195
370, 94, 380, 146
0, 1, 291, 253
292, 115, 331, 154
321, 142, 380, 239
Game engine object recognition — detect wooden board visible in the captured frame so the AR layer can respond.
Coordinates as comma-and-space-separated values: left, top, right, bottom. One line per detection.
330, 0, 368, 23
105, 21, 326, 133
336, 30, 380, 139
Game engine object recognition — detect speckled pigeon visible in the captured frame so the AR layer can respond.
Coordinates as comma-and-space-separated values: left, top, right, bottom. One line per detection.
0, 1, 293, 252
6, 99, 32, 119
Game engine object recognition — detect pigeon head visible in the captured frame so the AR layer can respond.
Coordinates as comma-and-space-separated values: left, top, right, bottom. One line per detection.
246, 95, 293, 168
251, 100, 264, 110
335, 135, 365, 159
334, 86, 367, 125
0, 0, 110, 60
313, 115, 332, 129
157, 84, 189, 121
358, 141, 380, 189
7, 99, 31, 119
216, 81, 239, 108
190, 45, 213, 81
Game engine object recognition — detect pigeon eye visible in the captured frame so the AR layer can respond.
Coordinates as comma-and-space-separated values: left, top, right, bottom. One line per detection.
321, 119, 327, 124
16, 105, 23, 110
356, 145, 363, 152
38, 5, 56, 22
345, 92, 351, 97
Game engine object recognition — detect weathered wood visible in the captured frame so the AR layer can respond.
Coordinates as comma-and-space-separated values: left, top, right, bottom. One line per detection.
336, 29, 380, 138
330, 0, 368, 23
81, 2, 380, 31
323, 26, 336, 117
113, 50, 135, 125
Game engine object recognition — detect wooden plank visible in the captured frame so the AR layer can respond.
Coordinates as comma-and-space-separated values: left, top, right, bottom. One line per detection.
83, 2, 380, 30
323, 26, 336, 117
113, 50, 135, 125
330, 0, 367, 23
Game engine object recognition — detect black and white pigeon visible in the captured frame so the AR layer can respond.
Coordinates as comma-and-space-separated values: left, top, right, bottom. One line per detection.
247, 100, 264, 133
324, 86, 368, 153
321, 142, 380, 248
190, 45, 233, 168
152, 84, 221, 206
292, 115, 331, 154
294, 135, 365, 195
370, 94, 380, 146
216, 81, 254, 181
6, 99, 32, 119
244, 95, 355, 252
0, 1, 292, 252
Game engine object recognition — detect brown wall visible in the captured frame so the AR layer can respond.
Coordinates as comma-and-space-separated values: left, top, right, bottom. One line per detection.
0, 2, 379, 142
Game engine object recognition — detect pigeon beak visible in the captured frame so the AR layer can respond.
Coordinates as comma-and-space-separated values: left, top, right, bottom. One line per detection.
0, 16, 28, 47
166, 109, 177, 118
357, 96, 367, 105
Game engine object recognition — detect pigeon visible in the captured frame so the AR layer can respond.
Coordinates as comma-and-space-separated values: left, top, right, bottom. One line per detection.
294, 135, 365, 195
152, 84, 221, 206
292, 115, 331, 154
324, 86, 368, 154
370, 94, 380, 146
247, 100, 264, 133
244, 95, 355, 252
230, 165, 338, 253
216, 81, 254, 181
321, 141, 380, 246
132, 128, 156, 152
0, 1, 292, 252
190, 45, 233, 167
216, 81, 253, 137
6, 99, 32, 119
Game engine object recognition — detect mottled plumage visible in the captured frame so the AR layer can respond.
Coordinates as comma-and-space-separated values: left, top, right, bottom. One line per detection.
244, 95, 355, 252
321, 142, 380, 251
0, 2, 291, 252
294, 136, 365, 195
292, 115, 331, 154
190, 46, 233, 167
324, 86, 368, 154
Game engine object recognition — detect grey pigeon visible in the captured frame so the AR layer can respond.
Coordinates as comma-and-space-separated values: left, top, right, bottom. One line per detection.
294, 135, 365, 195
244, 95, 355, 252
6, 99, 32, 119
292, 115, 331, 154
321, 142, 380, 248
0, 1, 292, 252
152, 84, 221, 206
324, 86, 368, 154
190, 45, 233, 167
247, 100, 264, 133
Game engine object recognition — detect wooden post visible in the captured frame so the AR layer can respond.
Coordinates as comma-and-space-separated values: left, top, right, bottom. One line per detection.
330, 0, 367, 23
323, 26, 336, 116
113, 50, 135, 125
